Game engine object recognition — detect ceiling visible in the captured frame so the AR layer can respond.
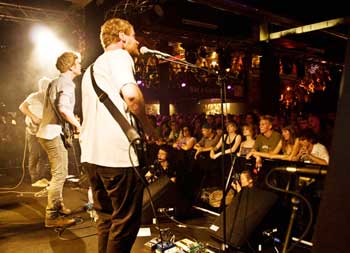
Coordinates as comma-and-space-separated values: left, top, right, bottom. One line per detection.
96, 0, 349, 63
0, 0, 349, 63
0, 0, 347, 112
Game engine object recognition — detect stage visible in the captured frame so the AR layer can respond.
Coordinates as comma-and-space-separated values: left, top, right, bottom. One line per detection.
0, 180, 226, 253
0, 175, 315, 253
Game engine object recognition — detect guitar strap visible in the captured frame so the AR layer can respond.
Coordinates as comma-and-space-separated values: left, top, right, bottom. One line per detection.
46, 82, 62, 123
89, 64, 141, 145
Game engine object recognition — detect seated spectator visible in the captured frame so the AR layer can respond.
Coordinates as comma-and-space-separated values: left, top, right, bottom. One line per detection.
173, 126, 196, 151
237, 124, 256, 157
193, 123, 220, 160
166, 120, 180, 145
155, 120, 170, 145
210, 121, 241, 160
145, 145, 177, 183
293, 128, 329, 165
250, 125, 299, 161
246, 115, 282, 167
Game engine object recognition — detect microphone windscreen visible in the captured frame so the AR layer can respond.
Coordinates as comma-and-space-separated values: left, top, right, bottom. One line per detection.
140, 46, 148, 55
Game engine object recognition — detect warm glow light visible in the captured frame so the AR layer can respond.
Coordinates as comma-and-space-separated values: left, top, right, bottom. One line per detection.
211, 61, 218, 67
30, 25, 72, 74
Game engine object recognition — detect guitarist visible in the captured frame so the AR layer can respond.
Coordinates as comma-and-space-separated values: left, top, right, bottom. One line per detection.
19, 77, 51, 187
80, 18, 155, 253
36, 51, 82, 228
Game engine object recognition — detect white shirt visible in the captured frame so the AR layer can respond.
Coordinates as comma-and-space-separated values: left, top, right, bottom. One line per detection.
80, 49, 139, 167
36, 73, 75, 140
23, 91, 44, 135
311, 142, 329, 164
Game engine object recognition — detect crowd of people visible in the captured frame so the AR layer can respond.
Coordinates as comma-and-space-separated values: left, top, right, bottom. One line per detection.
142, 111, 331, 209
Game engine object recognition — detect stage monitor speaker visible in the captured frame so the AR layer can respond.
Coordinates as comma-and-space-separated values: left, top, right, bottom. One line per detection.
141, 175, 177, 224
209, 187, 278, 248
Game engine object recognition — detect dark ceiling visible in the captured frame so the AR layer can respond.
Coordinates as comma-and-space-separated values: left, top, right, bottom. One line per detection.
0, 0, 347, 112
1, 0, 349, 63
88, 0, 349, 63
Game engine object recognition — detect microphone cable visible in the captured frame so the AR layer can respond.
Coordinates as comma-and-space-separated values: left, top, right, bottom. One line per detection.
0, 131, 32, 193
160, 209, 209, 230
128, 139, 166, 246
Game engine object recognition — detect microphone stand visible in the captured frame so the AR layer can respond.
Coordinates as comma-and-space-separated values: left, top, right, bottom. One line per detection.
154, 53, 230, 251
218, 72, 229, 252
282, 196, 300, 253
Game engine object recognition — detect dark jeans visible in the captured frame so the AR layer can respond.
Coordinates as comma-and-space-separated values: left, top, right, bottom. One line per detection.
84, 163, 144, 253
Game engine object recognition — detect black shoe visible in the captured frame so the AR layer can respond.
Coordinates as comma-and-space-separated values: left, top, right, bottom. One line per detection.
45, 216, 76, 228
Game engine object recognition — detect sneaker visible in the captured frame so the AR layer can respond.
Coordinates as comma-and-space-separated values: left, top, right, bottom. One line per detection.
87, 209, 98, 222
45, 216, 76, 228
40, 178, 50, 185
32, 178, 49, 187
34, 188, 48, 198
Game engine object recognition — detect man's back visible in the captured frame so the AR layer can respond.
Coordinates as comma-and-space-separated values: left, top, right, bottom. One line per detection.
80, 49, 139, 168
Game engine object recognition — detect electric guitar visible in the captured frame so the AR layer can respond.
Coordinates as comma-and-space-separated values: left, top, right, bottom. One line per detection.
61, 121, 74, 149
132, 115, 148, 174
46, 82, 74, 149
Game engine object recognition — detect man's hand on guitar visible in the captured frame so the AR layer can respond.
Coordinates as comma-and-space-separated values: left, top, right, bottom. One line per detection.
74, 125, 81, 135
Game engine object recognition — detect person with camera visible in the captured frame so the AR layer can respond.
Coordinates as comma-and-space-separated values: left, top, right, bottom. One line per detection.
145, 145, 176, 184
231, 170, 254, 193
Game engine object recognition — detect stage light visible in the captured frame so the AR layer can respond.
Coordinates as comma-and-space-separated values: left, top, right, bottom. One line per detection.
181, 82, 186, 87
30, 25, 71, 70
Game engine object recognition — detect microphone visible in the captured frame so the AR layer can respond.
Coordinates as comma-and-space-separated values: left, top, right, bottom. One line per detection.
157, 207, 175, 213
262, 228, 278, 236
140, 46, 172, 58
274, 166, 327, 175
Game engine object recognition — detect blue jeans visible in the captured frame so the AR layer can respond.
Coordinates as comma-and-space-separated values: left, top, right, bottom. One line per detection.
84, 163, 144, 253
38, 136, 68, 216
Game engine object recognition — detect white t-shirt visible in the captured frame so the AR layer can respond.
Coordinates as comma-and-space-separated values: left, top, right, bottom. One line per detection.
80, 49, 139, 168
23, 91, 44, 135
311, 142, 329, 164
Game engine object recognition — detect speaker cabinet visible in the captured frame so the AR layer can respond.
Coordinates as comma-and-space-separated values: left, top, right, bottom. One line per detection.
141, 175, 177, 224
209, 187, 278, 248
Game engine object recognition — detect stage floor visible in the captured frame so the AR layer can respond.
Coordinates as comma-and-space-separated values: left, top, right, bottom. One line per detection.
0, 180, 228, 253
0, 179, 312, 253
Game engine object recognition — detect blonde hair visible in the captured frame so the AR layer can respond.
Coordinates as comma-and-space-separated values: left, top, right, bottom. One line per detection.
56, 51, 79, 73
37, 76, 51, 92
100, 18, 133, 49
